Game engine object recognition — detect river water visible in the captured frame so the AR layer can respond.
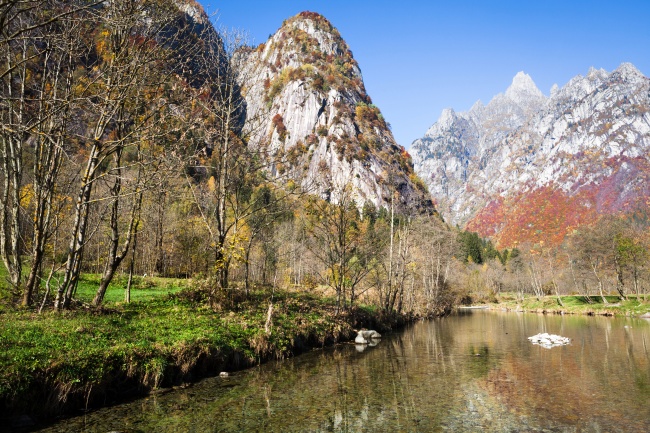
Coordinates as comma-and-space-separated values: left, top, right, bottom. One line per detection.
36, 310, 650, 432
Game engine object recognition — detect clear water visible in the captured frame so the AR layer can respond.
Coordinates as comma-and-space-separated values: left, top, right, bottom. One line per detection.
36, 310, 650, 432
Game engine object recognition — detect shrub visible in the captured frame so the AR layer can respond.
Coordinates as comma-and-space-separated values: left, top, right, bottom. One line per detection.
306, 134, 318, 145
272, 114, 287, 141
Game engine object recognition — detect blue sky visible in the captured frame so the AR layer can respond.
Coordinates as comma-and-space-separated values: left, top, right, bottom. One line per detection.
201, 1, 650, 149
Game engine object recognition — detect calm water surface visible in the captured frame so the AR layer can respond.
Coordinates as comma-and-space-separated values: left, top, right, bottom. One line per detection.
37, 310, 650, 432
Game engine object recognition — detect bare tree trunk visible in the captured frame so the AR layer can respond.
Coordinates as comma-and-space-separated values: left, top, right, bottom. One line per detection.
23, 39, 71, 304
546, 251, 564, 307
154, 189, 166, 275
93, 158, 143, 307
54, 144, 99, 310
528, 258, 544, 300
125, 223, 138, 303
613, 252, 628, 301
0, 31, 28, 296
590, 261, 608, 304
244, 236, 254, 294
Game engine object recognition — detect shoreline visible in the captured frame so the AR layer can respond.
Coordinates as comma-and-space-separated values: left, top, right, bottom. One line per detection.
0, 290, 411, 431
475, 294, 650, 318
4, 291, 647, 430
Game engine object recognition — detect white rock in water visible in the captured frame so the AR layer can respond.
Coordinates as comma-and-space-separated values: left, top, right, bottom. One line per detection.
528, 333, 571, 348
355, 333, 368, 344
355, 330, 381, 344
361, 330, 381, 340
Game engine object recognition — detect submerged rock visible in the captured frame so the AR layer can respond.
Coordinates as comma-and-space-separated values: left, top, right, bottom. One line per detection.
528, 333, 571, 349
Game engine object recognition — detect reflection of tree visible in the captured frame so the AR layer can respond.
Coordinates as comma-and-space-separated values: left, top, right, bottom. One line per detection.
40, 315, 650, 432
475, 316, 650, 432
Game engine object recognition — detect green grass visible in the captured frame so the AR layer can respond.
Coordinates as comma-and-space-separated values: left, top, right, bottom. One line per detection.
491, 293, 650, 316
0, 283, 389, 419
0, 263, 187, 307
0, 294, 245, 413
73, 273, 188, 304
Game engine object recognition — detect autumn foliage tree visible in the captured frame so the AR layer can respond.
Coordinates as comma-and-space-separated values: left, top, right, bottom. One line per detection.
304, 182, 381, 312
1, 0, 102, 306
52, 0, 200, 309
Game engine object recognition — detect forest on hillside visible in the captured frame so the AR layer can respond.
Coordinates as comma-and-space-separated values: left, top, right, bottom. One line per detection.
2, 0, 649, 318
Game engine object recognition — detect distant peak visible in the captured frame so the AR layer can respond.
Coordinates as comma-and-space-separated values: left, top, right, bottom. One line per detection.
297, 11, 327, 21
550, 83, 560, 97
439, 107, 456, 122
512, 71, 532, 84
268, 11, 351, 65
613, 62, 644, 79
424, 108, 457, 135
586, 66, 607, 81
506, 72, 543, 95
469, 100, 484, 113
504, 71, 545, 104
174, 0, 208, 24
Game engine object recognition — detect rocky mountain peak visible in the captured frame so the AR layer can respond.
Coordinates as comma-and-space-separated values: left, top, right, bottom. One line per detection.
412, 63, 650, 247
550, 83, 560, 98
238, 12, 433, 213
173, 0, 208, 24
278, 12, 348, 59
469, 100, 484, 112
586, 66, 607, 80
437, 108, 457, 128
612, 62, 645, 84
505, 71, 544, 102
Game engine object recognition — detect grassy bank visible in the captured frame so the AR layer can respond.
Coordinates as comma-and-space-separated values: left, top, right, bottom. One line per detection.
487, 293, 650, 317
0, 284, 404, 426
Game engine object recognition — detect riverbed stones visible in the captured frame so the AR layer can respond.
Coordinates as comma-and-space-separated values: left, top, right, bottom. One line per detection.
528, 333, 571, 348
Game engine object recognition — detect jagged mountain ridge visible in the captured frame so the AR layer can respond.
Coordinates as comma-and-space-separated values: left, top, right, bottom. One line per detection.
412, 71, 546, 223
413, 63, 650, 247
238, 12, 432, 212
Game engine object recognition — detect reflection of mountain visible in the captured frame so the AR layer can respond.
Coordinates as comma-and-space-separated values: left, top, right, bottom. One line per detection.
476, 316, 650, 432
39, 313, 650, 432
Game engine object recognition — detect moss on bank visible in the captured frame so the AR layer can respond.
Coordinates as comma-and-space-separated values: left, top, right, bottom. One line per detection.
0, 287, 406, 425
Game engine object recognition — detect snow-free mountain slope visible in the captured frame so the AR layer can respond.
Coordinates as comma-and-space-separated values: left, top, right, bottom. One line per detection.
238, 12, 432, 213
413, 63, 650, 246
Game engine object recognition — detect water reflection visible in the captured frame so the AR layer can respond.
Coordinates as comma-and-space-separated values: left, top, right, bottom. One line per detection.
33, 311, 650, 432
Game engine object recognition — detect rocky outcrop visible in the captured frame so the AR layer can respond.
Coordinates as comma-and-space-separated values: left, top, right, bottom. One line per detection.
412, 71, 547, 224
238, 12, 433, 213
413, 63, 650, 246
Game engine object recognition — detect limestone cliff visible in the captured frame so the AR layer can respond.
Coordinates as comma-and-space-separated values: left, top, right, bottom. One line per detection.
238, 12, 432, 213
413, 64, 650, 246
